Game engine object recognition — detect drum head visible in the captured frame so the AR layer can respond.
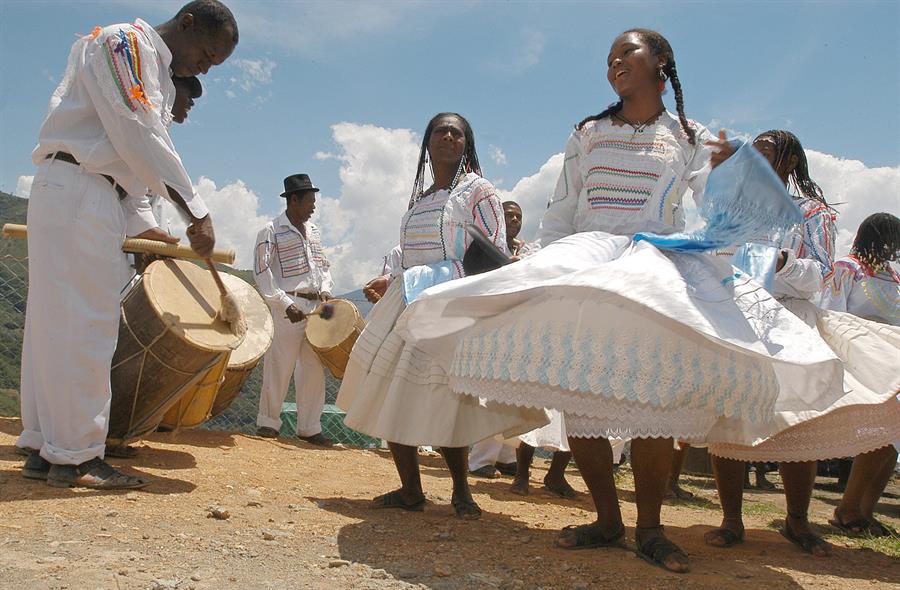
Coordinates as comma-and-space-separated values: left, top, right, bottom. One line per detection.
306, 299, 360, 348
220, 273, 274, 367
143, 259, 242, 351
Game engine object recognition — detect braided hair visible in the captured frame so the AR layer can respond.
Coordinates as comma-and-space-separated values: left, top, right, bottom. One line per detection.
409, 112, 483, 209
755, 130, 829, 208
576, 28, 696, 145
851, 212, 900, 269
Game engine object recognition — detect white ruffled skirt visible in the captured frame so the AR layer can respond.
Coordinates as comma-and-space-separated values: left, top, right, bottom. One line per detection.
396, 231, 846, 446
336, 281, 548, 447
708, 307, 900, 461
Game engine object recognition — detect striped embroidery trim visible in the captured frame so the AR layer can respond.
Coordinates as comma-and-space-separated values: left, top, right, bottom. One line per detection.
586, 184, 653, 197
587, 165, 660, 181
588, 138, 667, 155
471, 194, 501, 242
103, 29, 152, 111
587, 196, 647, 211
657, 176, 677, 221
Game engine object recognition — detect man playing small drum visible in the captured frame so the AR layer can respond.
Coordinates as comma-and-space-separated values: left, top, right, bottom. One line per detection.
253, 174, 335, 447
17, 0, 239, 489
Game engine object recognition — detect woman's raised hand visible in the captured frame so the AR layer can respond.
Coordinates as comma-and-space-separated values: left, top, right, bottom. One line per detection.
707, 129, 737, 170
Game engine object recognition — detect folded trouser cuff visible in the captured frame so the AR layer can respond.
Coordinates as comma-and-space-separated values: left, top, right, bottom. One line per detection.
256, 414, 282, 431
40, 441, 105, 466
16, 429, 44, 452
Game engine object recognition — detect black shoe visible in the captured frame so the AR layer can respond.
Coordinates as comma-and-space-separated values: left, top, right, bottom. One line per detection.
256, 426, 280, 438
297, 433, 334, 447
469, 465, 497, 478
495, 461, 517, 477
22, 451, 51, 480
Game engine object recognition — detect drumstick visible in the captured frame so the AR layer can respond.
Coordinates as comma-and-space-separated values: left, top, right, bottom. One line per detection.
205, 259, 247, 338
286, 303, 334, 321
1, 223, 236, 265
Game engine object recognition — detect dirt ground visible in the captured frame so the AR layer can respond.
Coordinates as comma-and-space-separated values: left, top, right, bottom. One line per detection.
1, 418, 898, 590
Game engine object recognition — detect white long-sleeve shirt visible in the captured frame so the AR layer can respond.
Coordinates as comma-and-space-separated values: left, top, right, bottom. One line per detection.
254, 212, 334, 315
820, 256, 900, 325
770, 198, 836, 301
32, 19, 207, 220
537, 112, 713, 246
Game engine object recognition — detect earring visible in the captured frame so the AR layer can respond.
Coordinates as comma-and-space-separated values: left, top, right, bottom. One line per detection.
450, 153, 467, 191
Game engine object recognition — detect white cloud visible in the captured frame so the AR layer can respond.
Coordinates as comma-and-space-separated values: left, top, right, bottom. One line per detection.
806, 150, 900, 258
497, 153, 564, 241
166, 177, 269, 270
488, 145, 507, 166
312, 122, 423, 293
15, 175, 33, 198
488, 29, 546, 75
231, 58, 277, 92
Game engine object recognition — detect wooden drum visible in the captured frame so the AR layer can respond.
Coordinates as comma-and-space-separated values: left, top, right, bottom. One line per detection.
305, 299, 365, 379
209, 273, 274, 418
107, 259, 242, 445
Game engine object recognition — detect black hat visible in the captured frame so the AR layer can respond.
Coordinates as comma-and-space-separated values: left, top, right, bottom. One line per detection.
280, 174, 320, 197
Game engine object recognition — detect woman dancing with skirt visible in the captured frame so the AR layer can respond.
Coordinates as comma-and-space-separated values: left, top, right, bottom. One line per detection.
337, 113, 546, 519
395, 30, 845, 572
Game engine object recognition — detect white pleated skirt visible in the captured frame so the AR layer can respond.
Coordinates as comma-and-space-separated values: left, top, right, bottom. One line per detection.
336, 281, 549, 447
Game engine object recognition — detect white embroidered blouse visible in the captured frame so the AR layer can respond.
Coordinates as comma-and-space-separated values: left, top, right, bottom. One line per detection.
398, 172, 507, 279
538, 112, 713, 245
820, 256, 900, 325
254, 212, 334, 314
770, 197, 836, 300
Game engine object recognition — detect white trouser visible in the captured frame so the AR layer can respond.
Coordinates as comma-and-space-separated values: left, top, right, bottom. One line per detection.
17, 159, 129, 464
257, 306, 326, 436
469, 436, 518, 471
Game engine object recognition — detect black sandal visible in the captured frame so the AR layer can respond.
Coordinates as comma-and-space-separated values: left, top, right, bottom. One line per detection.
371, 490, 425, 512
543, 479, 578, 499
451, 497, 482, 520
557, 522, 625, 550
828, 515, 871, 537
46, 458, 149, 489
635, 526, 690, 573
703, 526, 745, 548
781, 518, 831, 555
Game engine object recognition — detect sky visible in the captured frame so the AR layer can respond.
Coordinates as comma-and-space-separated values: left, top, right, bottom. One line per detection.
1, 0, 898, 293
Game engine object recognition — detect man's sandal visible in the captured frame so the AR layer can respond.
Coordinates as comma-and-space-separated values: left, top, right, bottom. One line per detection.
22, 451, 51, 480
556, 523, 625, 550
46, 458, 149, 490
371, 490, 426, 512
635, 526, 690, 573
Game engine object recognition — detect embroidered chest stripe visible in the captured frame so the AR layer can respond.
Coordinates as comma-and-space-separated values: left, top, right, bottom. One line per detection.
275, 230, 311, 278
587, 165, 660, 181
588, 138, 667, 155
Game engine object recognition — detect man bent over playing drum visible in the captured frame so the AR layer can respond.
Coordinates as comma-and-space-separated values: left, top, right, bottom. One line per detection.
17, 0, 239, 489
253, 174, 335, 447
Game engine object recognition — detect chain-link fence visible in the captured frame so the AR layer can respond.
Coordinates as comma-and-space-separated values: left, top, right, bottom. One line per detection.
0, 251, 380, 448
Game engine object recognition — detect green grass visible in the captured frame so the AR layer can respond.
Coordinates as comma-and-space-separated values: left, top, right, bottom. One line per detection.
743, 500, 782, 519
837, 533, 900, 558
